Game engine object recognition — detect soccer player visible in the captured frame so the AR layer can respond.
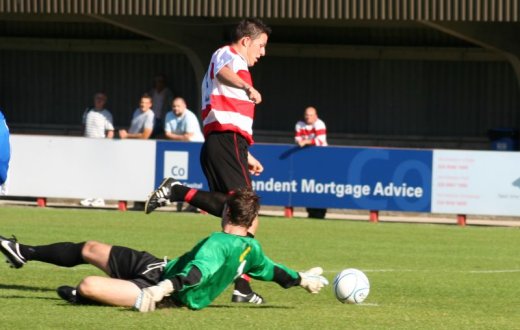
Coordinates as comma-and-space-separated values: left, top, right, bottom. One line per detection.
0, 109, 10, 195
199, 17, 270, 304
1, 188, 328, 312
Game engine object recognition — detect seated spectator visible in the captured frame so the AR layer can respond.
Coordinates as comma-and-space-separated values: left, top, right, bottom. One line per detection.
80, 92, 114, 207
119, 94, 155, 139
295, 106, 328, 219
164, 97, 204, 142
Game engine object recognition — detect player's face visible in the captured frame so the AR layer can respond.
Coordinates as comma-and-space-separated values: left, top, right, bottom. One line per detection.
245, 33, 268, 67
172, 99, 186, 117
140, 97, 152, 111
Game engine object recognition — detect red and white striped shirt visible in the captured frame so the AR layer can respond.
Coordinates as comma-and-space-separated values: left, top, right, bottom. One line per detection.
295, 119, 328, 146
201, 45, 255, 144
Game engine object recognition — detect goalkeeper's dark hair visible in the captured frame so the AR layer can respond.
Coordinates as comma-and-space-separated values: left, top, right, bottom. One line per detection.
227, 188, 260, 228
232, 18, 271, 42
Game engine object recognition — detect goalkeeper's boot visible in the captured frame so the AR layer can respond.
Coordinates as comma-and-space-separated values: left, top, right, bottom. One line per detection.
57, 286, 99, 305
0, 235, 26, 269
231, 290, 265, 304
145, 177, 181, 214
57, 286, 79, 304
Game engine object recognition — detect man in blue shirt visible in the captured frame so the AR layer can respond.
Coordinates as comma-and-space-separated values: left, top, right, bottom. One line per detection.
0, 109, 10, 194
164, 97, 204, 142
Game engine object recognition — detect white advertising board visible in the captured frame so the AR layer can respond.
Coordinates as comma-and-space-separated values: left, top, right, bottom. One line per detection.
7, 135, 156, 201
432, 149, 520, 216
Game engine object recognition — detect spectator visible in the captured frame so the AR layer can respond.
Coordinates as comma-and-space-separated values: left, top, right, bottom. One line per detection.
82, 92, 114, 139
295, 106, 328, 147
119, 94, 155, 140
164, 97, 204, 142
80, 92, 114, 207
149, 75, 174, 138
295, 106, 328, 219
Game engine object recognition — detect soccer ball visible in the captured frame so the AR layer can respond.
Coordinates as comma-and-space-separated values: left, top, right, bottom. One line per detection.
333, 268, 370, 304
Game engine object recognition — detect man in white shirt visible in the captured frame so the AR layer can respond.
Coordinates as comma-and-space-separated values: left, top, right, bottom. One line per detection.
80, 92, 114, 207
164, 97, 204, 142
82, 92, 114, 139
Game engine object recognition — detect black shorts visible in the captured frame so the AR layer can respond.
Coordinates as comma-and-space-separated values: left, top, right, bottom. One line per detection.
108, 246, 165, 289
200, 131, 251, 193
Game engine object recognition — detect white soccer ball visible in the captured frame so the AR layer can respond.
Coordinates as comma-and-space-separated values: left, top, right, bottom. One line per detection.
333, 268, 370, 304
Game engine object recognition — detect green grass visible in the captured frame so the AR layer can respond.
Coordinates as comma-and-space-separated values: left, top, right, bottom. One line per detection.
0, 206, 519, 329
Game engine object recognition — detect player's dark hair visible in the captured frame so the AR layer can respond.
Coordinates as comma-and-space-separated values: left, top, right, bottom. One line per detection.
227, 188, 260, 228
232, 18, 271, 42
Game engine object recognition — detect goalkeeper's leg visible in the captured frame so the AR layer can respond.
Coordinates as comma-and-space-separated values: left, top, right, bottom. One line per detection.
78, 276, 141, 307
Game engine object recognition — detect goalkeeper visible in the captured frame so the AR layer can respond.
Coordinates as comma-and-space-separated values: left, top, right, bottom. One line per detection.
0, 188, 328, 312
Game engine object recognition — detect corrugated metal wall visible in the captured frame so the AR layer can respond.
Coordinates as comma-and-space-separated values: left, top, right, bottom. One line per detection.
1, 0, 518, 21
0, 50, 196, 129
254, 56, 520, 137
1, 49, 519, 140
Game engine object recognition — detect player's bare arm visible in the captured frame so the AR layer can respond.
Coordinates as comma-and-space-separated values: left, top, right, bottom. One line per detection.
217, 66, 262, 104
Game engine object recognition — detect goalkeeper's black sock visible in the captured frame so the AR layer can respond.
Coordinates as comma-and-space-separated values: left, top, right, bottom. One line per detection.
18, 242, 87, 267
234, 275, 253, 294
172, 186, 228, 217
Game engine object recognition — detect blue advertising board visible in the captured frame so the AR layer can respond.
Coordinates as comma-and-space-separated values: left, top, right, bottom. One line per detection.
154, 141, 433, 212
250, 145, 433, 212
155, 141, 208, 190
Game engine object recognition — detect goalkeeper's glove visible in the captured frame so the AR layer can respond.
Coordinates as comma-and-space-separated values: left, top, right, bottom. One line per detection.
133, 279, 174, 312
299, 267, 329, 294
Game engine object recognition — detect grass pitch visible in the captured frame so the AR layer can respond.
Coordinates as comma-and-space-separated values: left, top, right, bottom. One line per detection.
0, 206, 519, 329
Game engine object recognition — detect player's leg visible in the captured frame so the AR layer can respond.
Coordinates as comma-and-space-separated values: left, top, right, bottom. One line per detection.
0, 236, 89, 269
145, 180, 229, 216
59, 245, 166, 306
77, 276, 141, 307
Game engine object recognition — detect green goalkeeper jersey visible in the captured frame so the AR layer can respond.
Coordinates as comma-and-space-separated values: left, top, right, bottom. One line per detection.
162, 231, 299, 310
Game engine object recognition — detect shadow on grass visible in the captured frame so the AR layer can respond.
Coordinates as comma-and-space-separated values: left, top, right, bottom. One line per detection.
0, 295, 60, 301
0, 283, 56, 292
208, 304, 295, 309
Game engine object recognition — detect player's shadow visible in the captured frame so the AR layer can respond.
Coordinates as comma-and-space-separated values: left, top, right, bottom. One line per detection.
0, 283, 56, 292
1, 294, 60, 301
208, 304, 294, 309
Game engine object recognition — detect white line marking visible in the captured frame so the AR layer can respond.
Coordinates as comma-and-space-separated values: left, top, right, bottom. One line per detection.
468, 269, 520, 274
324, 269, 520, 274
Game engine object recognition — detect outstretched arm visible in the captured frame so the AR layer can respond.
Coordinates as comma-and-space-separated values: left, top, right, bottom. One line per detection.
247, 252, 328, 293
